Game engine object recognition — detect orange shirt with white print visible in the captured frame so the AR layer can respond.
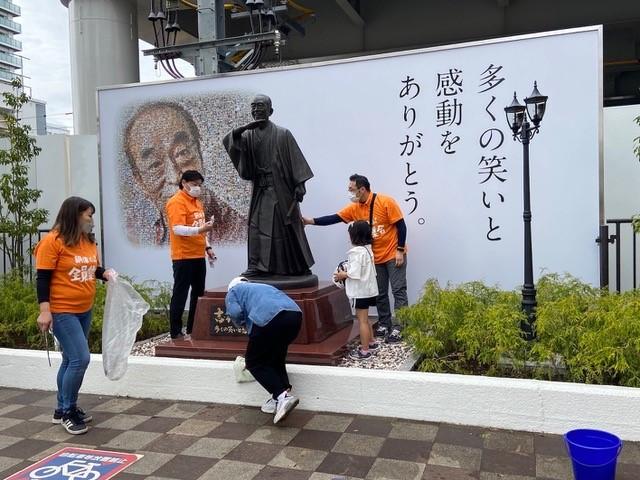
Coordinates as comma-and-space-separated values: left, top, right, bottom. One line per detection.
166, 189, 207, 260
34, 232, 99, 313
338, 192, 405, 264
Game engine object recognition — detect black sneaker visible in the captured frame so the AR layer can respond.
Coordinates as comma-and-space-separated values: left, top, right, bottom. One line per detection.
61, 408, 89, 435
53, 407, 92, 424
374, 326, 388, 338
368, 342, 381, 352
386, 327, 402, 343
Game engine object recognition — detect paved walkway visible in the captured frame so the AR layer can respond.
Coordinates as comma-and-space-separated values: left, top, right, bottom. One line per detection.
0, 388, 639, 480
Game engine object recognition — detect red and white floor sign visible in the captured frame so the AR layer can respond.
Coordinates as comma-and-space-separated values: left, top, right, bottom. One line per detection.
5, 447, 142, 480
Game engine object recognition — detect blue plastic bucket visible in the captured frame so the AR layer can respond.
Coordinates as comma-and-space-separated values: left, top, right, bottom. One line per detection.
564, 429, 622, 480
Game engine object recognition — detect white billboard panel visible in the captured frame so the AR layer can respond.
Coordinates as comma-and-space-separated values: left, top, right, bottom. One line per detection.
98, 26, 602, 302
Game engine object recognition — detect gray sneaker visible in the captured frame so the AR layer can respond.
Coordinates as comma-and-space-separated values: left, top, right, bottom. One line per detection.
261, 397, 277, 414
274, 395, 299, 424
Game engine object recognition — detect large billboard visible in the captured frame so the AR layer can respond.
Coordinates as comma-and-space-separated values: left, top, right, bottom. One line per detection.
98, 26, 602, 303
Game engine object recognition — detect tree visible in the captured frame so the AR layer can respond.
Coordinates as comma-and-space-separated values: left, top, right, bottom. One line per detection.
0, 78, 48, 274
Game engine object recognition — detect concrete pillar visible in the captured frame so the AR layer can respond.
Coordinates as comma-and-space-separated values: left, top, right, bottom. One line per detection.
61, 0, 140, 134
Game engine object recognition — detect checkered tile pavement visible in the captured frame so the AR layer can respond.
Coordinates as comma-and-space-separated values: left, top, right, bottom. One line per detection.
0, 388, 639, 479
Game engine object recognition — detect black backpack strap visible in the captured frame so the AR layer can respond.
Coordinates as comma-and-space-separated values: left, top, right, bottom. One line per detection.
369, 193, 377, 226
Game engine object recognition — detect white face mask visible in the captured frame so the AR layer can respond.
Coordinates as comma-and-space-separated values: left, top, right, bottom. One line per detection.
81, 220, 94, 234
349, 191, 358, 203
186, 185, 202, 198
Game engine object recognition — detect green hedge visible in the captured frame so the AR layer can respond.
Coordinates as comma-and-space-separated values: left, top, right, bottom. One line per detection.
0, 274, 171, 353
398, 273, 640, 387
0, 274, 42, 350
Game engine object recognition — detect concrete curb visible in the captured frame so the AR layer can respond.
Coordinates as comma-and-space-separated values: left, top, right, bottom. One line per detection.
2, 348, 640, 440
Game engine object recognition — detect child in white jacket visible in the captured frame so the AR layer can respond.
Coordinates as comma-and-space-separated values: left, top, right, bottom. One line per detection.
333, 220, 380, 360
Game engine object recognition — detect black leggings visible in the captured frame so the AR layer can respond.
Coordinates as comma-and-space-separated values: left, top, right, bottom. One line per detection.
245, 310, 302, 399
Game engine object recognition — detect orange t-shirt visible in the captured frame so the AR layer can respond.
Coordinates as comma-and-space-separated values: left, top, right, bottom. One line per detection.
338, 192, 405, 264
34, 232, 99, 313
166, 189, 207, 260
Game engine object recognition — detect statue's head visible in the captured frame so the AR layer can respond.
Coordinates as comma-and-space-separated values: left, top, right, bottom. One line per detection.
251, 94, 273, 122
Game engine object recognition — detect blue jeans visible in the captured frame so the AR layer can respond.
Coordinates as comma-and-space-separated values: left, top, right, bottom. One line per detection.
52, 310, 92, 412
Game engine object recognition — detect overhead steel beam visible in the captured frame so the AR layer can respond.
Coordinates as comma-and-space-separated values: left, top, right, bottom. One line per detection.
230, 5, 288, 19
335, 0, 364, 27
142, 31, 279, 57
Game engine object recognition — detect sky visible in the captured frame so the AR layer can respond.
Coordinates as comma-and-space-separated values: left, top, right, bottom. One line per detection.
18, 0, 194, 133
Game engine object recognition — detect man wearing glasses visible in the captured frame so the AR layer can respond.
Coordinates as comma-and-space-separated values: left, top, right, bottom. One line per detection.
302, 174, 408, 343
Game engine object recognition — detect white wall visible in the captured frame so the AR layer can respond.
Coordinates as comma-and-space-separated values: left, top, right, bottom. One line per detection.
0, 134, 100, 268
33, 134, 101, 247
603, 105, 640, 291
604, 106, 640, 219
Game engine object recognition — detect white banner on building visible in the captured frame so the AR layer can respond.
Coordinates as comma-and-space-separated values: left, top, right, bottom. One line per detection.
98, 26, 602, 303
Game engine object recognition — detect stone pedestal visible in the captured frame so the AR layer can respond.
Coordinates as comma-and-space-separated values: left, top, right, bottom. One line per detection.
155, 282, 358, 365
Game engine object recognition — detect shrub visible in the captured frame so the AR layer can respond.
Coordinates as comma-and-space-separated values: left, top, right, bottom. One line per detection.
0, 273, 41, 349
399, 279, 528, 375
400, 273, 640, 387
0, 274, 170, 353
530, 273, 601, 378
533, 277, 640, 387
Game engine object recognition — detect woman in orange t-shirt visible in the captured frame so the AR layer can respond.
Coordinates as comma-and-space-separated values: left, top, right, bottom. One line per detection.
34, 197, 117, 435
165, 170, 216, 340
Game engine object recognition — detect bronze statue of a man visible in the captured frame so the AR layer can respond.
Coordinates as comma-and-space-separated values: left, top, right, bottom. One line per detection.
223, 94, 315, 283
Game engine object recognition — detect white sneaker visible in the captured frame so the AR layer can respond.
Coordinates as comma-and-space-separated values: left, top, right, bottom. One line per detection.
274, 394, 299, 424
261, 397, 277, 414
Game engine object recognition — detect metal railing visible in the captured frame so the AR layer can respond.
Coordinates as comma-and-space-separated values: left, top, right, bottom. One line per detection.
0, 230, 49, 281
0, 50, 21, 68
0, 0, 20, 16
596, 219, 638, 292
0, 67, 16, 82
0, 33, 20, 50
0, 16, 20, 33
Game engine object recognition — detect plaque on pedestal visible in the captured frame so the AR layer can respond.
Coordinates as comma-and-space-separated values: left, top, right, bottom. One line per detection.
155, 281, 358, 365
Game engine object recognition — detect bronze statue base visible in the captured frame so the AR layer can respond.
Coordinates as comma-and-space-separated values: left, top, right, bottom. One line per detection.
240, 272, 318, 289
155, 281, 357, 365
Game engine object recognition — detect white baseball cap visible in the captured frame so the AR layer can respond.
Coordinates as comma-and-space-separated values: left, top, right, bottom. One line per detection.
228, 276, 248, 291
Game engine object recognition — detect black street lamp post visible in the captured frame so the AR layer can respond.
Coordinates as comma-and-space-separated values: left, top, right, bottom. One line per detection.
504, 82, 548, 340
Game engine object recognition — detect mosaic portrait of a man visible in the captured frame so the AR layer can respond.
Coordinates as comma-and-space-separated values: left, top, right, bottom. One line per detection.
118, 93, 254, 246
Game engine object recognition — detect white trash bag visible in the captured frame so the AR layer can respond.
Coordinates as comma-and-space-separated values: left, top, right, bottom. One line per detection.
102, 277, 150, 381
233, 356, 256, 383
